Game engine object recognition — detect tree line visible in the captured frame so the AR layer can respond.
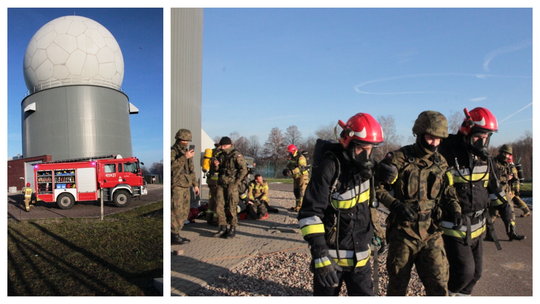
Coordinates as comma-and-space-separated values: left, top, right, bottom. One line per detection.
213, 113, 532, 180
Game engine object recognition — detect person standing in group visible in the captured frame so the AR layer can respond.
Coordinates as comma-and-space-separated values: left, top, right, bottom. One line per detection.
21, 182, 34, 212
283, 144, 310, 212
508, 154, 531, 218
438, 107, 525, 296
375, 111, 458, 296
488, 144, 531, 220
298, 113, 383, 296
205, 143, 222, 225
212, 136, 248, 239
171, 128, 200, 245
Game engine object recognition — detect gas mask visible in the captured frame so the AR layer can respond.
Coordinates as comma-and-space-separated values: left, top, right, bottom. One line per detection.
347, 142, 375, 179
467, 132, 491, 160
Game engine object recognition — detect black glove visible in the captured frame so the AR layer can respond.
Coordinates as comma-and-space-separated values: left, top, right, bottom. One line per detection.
377, 161, 398, 184
390, 200, 416, 222
311, 246, 342, 288
282, 168, 292, 177
452, 212, 463, 230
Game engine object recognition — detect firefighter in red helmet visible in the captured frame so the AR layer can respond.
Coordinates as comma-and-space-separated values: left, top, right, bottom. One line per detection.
438, 107, 525, 296
298, 113, 383, 295
283, 144, 310, 212
21, 182, 34, 212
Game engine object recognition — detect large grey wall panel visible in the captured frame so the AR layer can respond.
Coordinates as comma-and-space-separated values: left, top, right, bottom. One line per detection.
22, 85, 133, 161
171, 8, 203, 179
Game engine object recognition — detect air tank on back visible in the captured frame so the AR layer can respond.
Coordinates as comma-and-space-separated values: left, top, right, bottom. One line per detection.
21, 15, 139, 161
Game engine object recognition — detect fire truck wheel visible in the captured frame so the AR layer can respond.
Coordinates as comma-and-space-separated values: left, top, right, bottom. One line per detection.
57, 193, 75, 210
113, 190, 131, 207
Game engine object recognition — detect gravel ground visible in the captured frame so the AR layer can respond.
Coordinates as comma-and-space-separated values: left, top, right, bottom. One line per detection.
193, 190, 427, 296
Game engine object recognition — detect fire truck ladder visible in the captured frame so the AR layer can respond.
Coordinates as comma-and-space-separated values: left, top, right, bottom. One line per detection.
42, 155, 117, 164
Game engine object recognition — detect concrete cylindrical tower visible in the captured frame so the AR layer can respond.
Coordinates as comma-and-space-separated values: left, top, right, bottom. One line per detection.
21, 15, 135, 161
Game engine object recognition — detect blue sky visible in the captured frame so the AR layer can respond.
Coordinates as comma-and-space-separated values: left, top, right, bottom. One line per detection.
201, 7, 533, 148
5, 8, 163, 167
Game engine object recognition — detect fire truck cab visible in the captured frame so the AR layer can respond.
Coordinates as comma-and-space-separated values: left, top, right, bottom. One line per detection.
34, 155, 147, 210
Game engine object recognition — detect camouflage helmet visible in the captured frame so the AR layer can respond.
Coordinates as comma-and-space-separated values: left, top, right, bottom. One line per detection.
412, 111, 449, 138
175, 128, 192, 141
499, 144, 512, 155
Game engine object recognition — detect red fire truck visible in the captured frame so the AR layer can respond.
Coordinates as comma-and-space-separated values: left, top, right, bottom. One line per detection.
34, 155, 148, 210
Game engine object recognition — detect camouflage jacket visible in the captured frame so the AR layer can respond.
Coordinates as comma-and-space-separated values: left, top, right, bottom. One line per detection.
216, 145, 248, 186
171, 143, 197, 188
493, 154, 513, 193
207, 148, 222, 186
286, 154, 309, 179
248, 180, 269, 202
376, 144, 459, 241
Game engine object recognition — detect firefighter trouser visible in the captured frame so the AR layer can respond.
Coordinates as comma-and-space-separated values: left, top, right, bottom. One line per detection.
293, 175, 309, 209
216, 183, 239, 227
171, 186, 191, 234
313, 264, 374, 296
512, 195, 530, 214
443, 233, 484, 295
24, 197, 32, 211
247, 200, 267, 219
206, 184, 219, 224
386, 230, 449, 296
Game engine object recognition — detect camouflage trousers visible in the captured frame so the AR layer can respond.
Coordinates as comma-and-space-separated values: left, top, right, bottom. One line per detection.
386, 228, 449, 296
216, 183, 239, 227
293, 175, 309, 209
206, 184, 219, 224
371, 208, 386, 240
171, 186, 191, 234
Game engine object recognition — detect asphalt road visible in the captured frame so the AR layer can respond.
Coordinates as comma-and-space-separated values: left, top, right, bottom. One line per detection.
7, 183, 163, 221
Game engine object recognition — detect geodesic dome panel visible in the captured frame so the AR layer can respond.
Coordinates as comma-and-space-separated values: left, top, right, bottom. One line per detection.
23, 15, 124, 93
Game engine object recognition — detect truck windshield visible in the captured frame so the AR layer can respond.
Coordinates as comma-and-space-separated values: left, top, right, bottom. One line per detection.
124, 162, 138, 173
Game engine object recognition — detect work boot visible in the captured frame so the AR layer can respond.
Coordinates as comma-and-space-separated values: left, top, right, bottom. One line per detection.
212, 225, 228, 238
507, 224, 526, 241
378, 240, 388, 255
227, 226, 236, 238
172, 233, 190, 245
521, 210, 531, 217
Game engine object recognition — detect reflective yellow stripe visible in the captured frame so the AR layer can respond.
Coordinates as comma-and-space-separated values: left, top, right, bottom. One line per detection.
314, 257, 332, 269
451, 165, 489, 183
301, 223, 325, 237
446, 171, 454, 186
329, 249, 371, 267
442, 224, 486, 239
299, 216, 325, 237
331, 180, 370, 209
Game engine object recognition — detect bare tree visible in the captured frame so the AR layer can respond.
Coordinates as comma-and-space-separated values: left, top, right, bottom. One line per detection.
150, 160, 164, 177
376, 115, 403, 161
234, 136, 250, 156
247, 135, 261, 158
315, 122, 337, 141
213, 135, 221, 144
229, 131, 241, 143
263, 127, 287, 177
285, 125, 303, 146
447, 110, 463, 134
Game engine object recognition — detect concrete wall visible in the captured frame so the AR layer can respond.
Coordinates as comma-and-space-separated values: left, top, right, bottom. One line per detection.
170, 8, 204, 181
22, 85, 133, 161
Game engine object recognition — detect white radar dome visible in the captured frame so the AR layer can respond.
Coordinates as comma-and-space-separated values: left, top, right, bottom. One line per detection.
23, 15, 124, 93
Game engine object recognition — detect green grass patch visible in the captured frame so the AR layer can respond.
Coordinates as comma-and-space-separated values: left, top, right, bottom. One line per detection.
264, 178, 294, 184
8, 202, 163, 296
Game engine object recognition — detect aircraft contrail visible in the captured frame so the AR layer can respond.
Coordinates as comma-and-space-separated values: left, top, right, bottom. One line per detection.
499, 102, 532, 123
483, 39, 532, 72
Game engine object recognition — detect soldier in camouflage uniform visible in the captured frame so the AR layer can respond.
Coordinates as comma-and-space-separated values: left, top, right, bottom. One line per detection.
171, 129, 200, 245
212, 137, 248, 239
206, 143, 222, 225
375, 111, 458, 296
508, 153, 531, 217
284, 144, 310, 212
486, 144, 530, 236
246, 174, 269, 219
